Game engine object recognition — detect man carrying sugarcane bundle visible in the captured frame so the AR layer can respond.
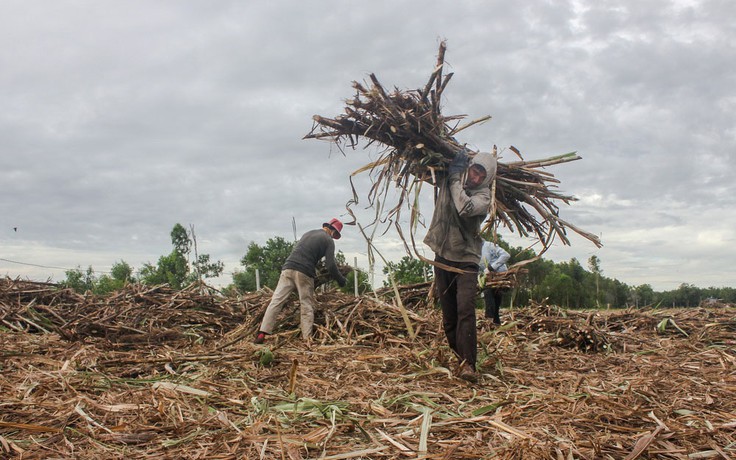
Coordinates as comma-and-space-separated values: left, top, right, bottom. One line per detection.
424, 149, 496, 383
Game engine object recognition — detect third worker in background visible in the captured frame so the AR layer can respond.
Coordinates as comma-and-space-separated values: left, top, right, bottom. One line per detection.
479, 240, 510, 325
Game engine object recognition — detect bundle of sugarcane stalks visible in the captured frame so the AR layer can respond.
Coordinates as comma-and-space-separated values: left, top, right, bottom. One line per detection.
486, 266, 526, 290
305, 41, 601, 254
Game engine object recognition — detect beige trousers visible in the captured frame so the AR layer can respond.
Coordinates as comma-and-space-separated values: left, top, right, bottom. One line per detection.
259, 269, 317, 339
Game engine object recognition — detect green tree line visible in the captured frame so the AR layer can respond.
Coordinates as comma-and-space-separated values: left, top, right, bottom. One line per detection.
491, 239, 735, 309
62, 223, 224, 294
61, 226, 734, 308
376, 239, 734, 309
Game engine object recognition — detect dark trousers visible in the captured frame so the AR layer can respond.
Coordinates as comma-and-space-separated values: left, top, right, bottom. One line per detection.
434, 258, 478, 368
483, 287, 503, 324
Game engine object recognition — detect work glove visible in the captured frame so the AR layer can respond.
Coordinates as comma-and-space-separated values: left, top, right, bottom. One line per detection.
448, 150, 469, 176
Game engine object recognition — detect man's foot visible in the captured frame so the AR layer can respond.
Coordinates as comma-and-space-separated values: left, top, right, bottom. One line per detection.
254, 331, 267, 344
459, 363, 478, 383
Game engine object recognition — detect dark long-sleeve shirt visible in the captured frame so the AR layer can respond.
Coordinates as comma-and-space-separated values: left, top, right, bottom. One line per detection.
283, 229, 346, 286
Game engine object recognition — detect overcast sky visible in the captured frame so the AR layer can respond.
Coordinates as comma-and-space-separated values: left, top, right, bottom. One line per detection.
2, 0, 734, 292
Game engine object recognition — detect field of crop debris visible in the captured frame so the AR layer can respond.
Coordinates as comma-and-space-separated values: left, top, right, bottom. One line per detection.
1, 278, 734, 459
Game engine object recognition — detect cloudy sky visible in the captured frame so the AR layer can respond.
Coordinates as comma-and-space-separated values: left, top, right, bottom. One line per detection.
2, 1, 734, 292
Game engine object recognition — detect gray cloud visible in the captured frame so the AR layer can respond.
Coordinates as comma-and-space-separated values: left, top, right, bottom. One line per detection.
1, 0, 734, 291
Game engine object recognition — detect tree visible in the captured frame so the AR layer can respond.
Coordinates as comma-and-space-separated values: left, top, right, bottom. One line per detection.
192, 254, 225, 281
110, 260, 134, 283
139, 252, 189, 289
673, 283, 701, 307
610, 279, 631, 308
233, 237, 295, 291
588, 255, 602, 307
509, 246, 553, 306
382, 256, 433, 287
707, 287, 736, 303
562, 258, 592, 308
539, 268, 577, 308
95, 260, 135, 294
633, 284, 655, 307
61, 260, 134, 295
170, 223, 191, 254
139, 223, 223, 289
62, 266, 96, 293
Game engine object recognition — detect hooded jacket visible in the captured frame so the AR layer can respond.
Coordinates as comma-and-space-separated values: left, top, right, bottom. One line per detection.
423, 152, 496, 264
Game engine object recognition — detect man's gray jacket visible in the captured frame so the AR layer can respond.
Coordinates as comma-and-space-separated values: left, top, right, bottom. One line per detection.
423, 152, 496, 264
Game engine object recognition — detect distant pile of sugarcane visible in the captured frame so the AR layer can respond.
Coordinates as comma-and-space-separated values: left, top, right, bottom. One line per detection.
304, 41, 601, 255
485, 266, 527, 290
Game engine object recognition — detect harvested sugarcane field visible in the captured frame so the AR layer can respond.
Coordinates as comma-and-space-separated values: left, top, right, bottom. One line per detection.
4, 12, 736, 460
1, 277, 735, 459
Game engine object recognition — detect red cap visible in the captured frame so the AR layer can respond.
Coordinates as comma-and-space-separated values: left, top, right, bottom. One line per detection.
323, 218, 343, 239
